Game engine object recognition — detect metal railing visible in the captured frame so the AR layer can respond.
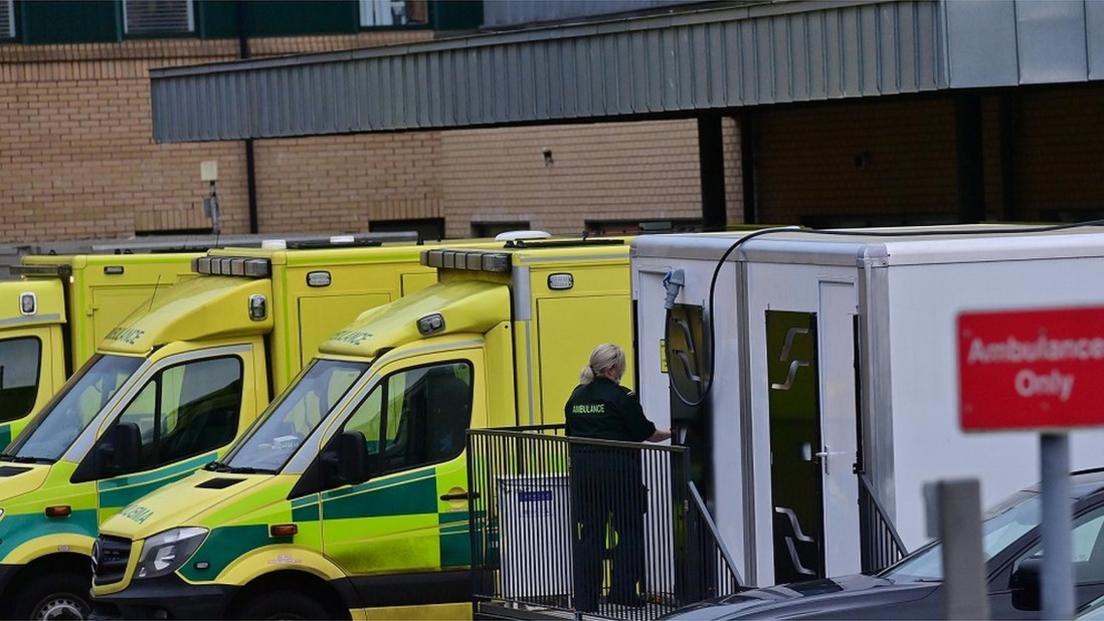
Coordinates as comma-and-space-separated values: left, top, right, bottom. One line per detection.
684, 482, 742, 601
858, 473, 908, 574
467, 426, 740, 621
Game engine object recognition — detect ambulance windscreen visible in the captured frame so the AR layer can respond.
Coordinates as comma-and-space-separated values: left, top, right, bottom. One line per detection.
220, 359, 368, 473
4, 355, 143, 463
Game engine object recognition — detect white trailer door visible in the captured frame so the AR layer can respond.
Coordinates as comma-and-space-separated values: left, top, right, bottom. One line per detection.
817, 281, 861, 576
753, 264, 862, 585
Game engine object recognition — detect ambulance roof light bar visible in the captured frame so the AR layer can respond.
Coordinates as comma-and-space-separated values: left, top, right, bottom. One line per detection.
420, 250, 512, 273
191, 256, 271, 278
10, 264, 74, 279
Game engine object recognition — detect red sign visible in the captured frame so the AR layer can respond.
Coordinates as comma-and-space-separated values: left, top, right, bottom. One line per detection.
959, 306, 1104, 431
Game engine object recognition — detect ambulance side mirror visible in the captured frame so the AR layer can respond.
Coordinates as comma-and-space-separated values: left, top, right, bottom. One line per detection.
99, 422, 142, 475
1010, 557, 1042, 611
71, 421, 143, 483
334, 431, 370, 484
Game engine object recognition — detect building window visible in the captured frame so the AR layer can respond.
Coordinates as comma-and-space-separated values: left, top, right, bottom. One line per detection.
123, 0, 195, 36
0, 0, 15, 39
471, 221, 530, 238
369, 217, 445, 242
359, 0, 428, 27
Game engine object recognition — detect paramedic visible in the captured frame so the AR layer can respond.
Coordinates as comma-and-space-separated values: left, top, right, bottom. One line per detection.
565, 343, 671, 611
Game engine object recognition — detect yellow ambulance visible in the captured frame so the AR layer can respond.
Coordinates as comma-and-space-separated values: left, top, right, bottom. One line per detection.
0, 239, 446, 619
1, 254, 199, 446
89, 239, 632, 620
0, 232, 418, 447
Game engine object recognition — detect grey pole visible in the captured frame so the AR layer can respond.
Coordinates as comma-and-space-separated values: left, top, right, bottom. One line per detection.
928, 479, 989, 620
1041, 432, 1073, 620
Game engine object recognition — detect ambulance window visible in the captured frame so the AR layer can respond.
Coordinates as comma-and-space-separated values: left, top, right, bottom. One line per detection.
9, 354, 142, 462
348, 361, 473, 475
0, 337, 41, 423
344, 386, 382, 453
224, 359, 367, 473
113, 356, 243, 472
120, 380, 158, 458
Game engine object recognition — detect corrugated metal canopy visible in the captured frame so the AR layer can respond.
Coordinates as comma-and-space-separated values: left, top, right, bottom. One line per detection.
149, 0, 1102, 143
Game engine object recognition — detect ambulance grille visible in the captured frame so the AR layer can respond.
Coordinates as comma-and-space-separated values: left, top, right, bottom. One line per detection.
92, 535, 132, 585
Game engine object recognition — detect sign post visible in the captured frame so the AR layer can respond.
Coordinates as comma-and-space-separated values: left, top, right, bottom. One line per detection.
1040, 432, 1073, 619
958, 306, 1104, 620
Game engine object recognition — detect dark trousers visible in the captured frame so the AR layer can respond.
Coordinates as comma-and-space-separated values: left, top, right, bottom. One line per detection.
570, 445, 647, 611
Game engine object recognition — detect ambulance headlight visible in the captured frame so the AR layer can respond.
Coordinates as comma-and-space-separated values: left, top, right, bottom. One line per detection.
136, 527, 208, 579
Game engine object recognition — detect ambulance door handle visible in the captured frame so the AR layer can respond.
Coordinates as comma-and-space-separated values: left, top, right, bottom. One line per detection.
441, 491, 480, 502
814, 447, 829, 475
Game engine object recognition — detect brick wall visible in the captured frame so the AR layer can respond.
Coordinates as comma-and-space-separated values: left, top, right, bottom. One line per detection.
0, 33, 434, 242
1, 33, 738, 243
252, 117, 741, 239
0, 41, 241, 240
437, 119, 739, 237
747, 84, 1104, 226
751, 97, 958, 225
254, 131, 443, 233
1013, 85, 1104, 220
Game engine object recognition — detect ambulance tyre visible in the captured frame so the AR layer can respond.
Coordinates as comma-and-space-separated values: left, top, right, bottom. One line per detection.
12, 571, 91, 620
237, 591, 331, 620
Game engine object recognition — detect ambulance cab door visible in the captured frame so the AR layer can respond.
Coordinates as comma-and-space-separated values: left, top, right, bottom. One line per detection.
318, 346, 486, 607
0, 279, 68, 445
73, 342, 258, 523
0, 326, 64, 447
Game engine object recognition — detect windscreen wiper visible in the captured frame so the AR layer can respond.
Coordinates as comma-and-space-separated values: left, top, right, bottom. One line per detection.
204, 460, 232, 472
226, 466, 277, 474
0, 453, 53, 464
202, 460, 275, 475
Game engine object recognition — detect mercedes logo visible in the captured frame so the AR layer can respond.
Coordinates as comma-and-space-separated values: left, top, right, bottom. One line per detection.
90, 541, 100, 574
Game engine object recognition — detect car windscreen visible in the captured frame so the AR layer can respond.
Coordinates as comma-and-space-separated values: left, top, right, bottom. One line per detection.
3, 355, 143, 463
219, 359, 368, 474
882, 490, 1040, 582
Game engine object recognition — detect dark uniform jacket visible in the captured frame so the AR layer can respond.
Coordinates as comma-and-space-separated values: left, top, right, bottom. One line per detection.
564, 377, 656, 442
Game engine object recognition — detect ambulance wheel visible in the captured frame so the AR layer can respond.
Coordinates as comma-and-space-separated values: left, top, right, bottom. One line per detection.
12, 571, 91, 620
237, 591, 331, 620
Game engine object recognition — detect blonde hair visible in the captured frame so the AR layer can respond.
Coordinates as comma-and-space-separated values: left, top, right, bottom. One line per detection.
580, 343, 626, 384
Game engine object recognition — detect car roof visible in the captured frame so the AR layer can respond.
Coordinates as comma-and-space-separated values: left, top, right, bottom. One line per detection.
1022, 468, 1104, 499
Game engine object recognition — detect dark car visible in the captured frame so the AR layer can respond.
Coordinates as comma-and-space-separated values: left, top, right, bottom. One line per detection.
666, 468, 1104, 620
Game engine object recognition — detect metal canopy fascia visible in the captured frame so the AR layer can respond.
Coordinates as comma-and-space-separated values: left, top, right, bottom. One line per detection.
150, 0, 947, 142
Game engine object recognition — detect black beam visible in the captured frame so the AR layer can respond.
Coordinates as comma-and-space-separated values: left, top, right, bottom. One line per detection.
998, 92, 1019, 221
238, 0, 259, 234
698, 113, 727, 231
739, 110, 757, 224
954, 94, 986, 223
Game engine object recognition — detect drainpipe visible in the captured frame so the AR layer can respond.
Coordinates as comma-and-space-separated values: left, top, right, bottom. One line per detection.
237, 0, 260, 234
